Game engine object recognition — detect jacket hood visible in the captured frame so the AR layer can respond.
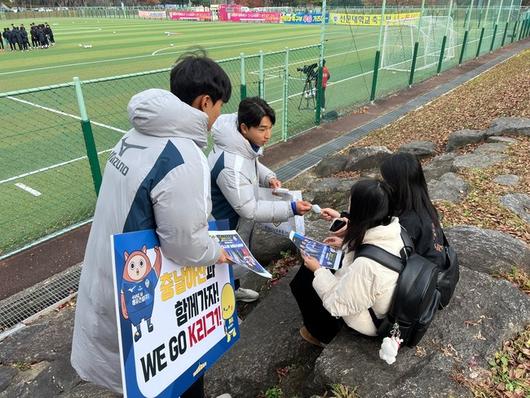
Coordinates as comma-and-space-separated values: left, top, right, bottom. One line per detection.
363, 217, 402, 247
127, 89, 209, 148
211, 113, 262, 159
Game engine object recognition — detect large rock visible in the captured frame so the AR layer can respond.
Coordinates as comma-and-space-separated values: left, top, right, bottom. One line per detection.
0, 305, 85, 398
205, 267, 321, 398
305, 177, 354, 211
428, 172, 469, 203
314, 154, 349, 178
304, 218, 334, 242
314, 267, 530, 397
423, 153, 457, 181
500, 193, 530, 223
252, 226, 295, 267
398, 140, 436, 158
486, 117, 530, 137
493, 174, 519, 186
445, 225, 530, 274
453, 151, 507, 170
445, 129, 485, 152
344, 146, 391, 172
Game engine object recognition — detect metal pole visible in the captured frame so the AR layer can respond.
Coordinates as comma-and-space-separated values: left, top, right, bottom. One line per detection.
282, 48, 289, 142
74, 77, 102, 196
490, 0, 503, 52
371, 0, 386, 102
315, 0, 327, 125
259, 50, 264, 99
501, 0, 514, 46
459, 0, 475, 65
476, 0, 491, 57
438, 0, 454, 74
408, 0, 425, 86
240, 52, 246, 101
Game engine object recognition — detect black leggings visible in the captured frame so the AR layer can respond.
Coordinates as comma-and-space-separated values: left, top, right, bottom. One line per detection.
290, 265, 343, 344
181, 376, 204, 398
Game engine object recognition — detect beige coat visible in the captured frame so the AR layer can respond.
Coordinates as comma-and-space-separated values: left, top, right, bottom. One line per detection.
312, 217, 403, 336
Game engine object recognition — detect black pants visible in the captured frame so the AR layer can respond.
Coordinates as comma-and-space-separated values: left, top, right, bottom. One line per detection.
181, 376, 204, 398
290, 265, 343, 344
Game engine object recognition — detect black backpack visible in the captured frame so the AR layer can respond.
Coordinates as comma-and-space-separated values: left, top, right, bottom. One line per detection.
354, 230, 458, 347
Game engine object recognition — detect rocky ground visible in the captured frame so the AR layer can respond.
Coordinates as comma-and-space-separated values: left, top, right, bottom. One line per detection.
1, 46, 530, 398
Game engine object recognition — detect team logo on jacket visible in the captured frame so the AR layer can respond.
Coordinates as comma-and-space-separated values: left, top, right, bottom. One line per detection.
108, 138, 147, 176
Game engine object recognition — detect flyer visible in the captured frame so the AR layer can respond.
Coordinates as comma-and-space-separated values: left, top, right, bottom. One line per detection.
289, 231, 342, 270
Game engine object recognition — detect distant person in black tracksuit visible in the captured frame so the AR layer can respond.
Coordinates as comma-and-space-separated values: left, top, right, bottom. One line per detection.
30, 24, 38, 48
37, 25, 48, 48
44, 24, 55, 45
5, 28, 15, 51
0, 29, 4, 50
20, 26, 29, 50
13, 27, 23, 51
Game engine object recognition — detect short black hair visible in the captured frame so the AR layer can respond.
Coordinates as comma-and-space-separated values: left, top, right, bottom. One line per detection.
170, 49, 232, 106
237, 97, 276, 130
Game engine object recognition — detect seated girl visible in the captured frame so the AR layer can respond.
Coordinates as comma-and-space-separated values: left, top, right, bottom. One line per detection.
290, 179, 403, 347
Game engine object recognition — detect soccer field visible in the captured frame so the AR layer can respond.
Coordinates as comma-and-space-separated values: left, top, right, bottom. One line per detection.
0, 13, 519, 256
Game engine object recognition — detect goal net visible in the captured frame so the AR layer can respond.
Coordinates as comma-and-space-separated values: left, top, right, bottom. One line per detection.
381, 16, 456, 72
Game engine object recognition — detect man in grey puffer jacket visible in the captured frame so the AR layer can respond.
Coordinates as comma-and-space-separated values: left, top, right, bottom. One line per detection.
71, 53, 232, 396
208, 97, 312, 301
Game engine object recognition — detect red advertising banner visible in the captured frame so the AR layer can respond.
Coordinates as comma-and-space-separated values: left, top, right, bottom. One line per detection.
218, 4, 280, 23
169, 11, 212, 21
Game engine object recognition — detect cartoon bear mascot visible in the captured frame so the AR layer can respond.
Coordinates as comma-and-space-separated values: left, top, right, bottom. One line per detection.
120, 246, 162, 342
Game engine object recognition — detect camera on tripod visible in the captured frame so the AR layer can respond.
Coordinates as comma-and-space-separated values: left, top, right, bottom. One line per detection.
297, 63, 318, 80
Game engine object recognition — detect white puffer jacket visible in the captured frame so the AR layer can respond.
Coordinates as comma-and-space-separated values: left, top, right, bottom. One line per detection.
312, 217, 403, 335
208, 113, 294, 244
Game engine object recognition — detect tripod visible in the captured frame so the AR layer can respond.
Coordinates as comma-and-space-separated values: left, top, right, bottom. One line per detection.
298, 72, 317, 111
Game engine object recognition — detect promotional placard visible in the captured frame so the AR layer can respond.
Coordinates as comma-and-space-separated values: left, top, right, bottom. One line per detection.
111, 229, 239, 397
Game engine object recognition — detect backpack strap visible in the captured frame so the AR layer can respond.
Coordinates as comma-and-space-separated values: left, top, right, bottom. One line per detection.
354, 244, 404, 274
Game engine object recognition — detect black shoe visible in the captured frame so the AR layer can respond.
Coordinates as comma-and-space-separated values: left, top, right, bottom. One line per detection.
134, 329, 142, 342
148, 322, 154, 333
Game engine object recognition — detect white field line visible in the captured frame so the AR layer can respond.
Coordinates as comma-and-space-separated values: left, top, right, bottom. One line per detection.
7, 97, 127, 134
248, 45, 378, 77
15, 183, 42, 196
1, 31, 326, 76
1, 97, 126, 185
0, 149, 113, 186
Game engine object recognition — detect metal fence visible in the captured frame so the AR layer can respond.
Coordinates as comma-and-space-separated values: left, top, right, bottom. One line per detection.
1, 5, 529, 260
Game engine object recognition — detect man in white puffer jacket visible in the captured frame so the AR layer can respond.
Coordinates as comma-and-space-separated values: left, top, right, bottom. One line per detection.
71, 53, 232, 397
208, 97, 312, 301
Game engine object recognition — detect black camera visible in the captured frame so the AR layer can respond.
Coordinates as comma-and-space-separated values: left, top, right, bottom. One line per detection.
296, 63, 318, 79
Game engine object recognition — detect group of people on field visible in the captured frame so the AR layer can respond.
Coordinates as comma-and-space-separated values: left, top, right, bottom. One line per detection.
70, 51, 450, 397
1, 23, 55, 52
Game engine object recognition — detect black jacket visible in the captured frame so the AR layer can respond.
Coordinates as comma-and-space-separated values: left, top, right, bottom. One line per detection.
399, 209, 446, 269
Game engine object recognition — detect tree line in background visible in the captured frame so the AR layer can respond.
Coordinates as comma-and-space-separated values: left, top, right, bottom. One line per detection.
2, 0, 528, 11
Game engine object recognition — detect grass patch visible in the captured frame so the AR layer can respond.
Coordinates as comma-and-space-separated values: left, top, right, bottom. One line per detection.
453, 325, 530, 397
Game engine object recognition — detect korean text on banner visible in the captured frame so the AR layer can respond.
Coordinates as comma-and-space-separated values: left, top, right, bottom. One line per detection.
111, 229, 239, 398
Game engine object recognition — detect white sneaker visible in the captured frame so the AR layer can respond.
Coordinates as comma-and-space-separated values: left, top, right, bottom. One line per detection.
216, 394, 232, 398
234, 287, 259, 303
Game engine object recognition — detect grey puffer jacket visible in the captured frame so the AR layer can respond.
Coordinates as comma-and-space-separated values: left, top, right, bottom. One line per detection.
208, 113, 294, 244
71, 89, 221, 393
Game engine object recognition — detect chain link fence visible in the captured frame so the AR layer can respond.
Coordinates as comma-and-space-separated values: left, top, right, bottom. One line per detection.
1, 4, 528, 259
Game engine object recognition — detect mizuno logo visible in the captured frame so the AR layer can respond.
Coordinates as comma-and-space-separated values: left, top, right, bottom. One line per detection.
119, 137, 147, 156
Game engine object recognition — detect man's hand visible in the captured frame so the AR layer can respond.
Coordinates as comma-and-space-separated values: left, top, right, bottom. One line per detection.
320, 207, 340, 221
268, 177, 282, 189
301, 251, 321, 273
216, 248, 233, 265
323, 236, 343, 249
295, 200, 312, 215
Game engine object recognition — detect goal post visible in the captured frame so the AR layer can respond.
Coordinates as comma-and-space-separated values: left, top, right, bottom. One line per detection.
381, 16, 456, 72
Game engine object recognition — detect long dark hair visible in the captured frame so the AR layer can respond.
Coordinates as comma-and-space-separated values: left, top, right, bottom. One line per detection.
380, 153, 440, 228
343, 179, 393, 252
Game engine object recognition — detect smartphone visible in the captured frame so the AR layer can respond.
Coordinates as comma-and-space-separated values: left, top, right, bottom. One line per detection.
329, 219, 347, 232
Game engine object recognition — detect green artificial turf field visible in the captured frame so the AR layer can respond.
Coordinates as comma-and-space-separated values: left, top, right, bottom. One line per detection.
0, 12, 519, 255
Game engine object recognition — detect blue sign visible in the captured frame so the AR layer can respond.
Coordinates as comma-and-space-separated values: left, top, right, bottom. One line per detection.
111, 229, 238, 397
281, 12, 329, 24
